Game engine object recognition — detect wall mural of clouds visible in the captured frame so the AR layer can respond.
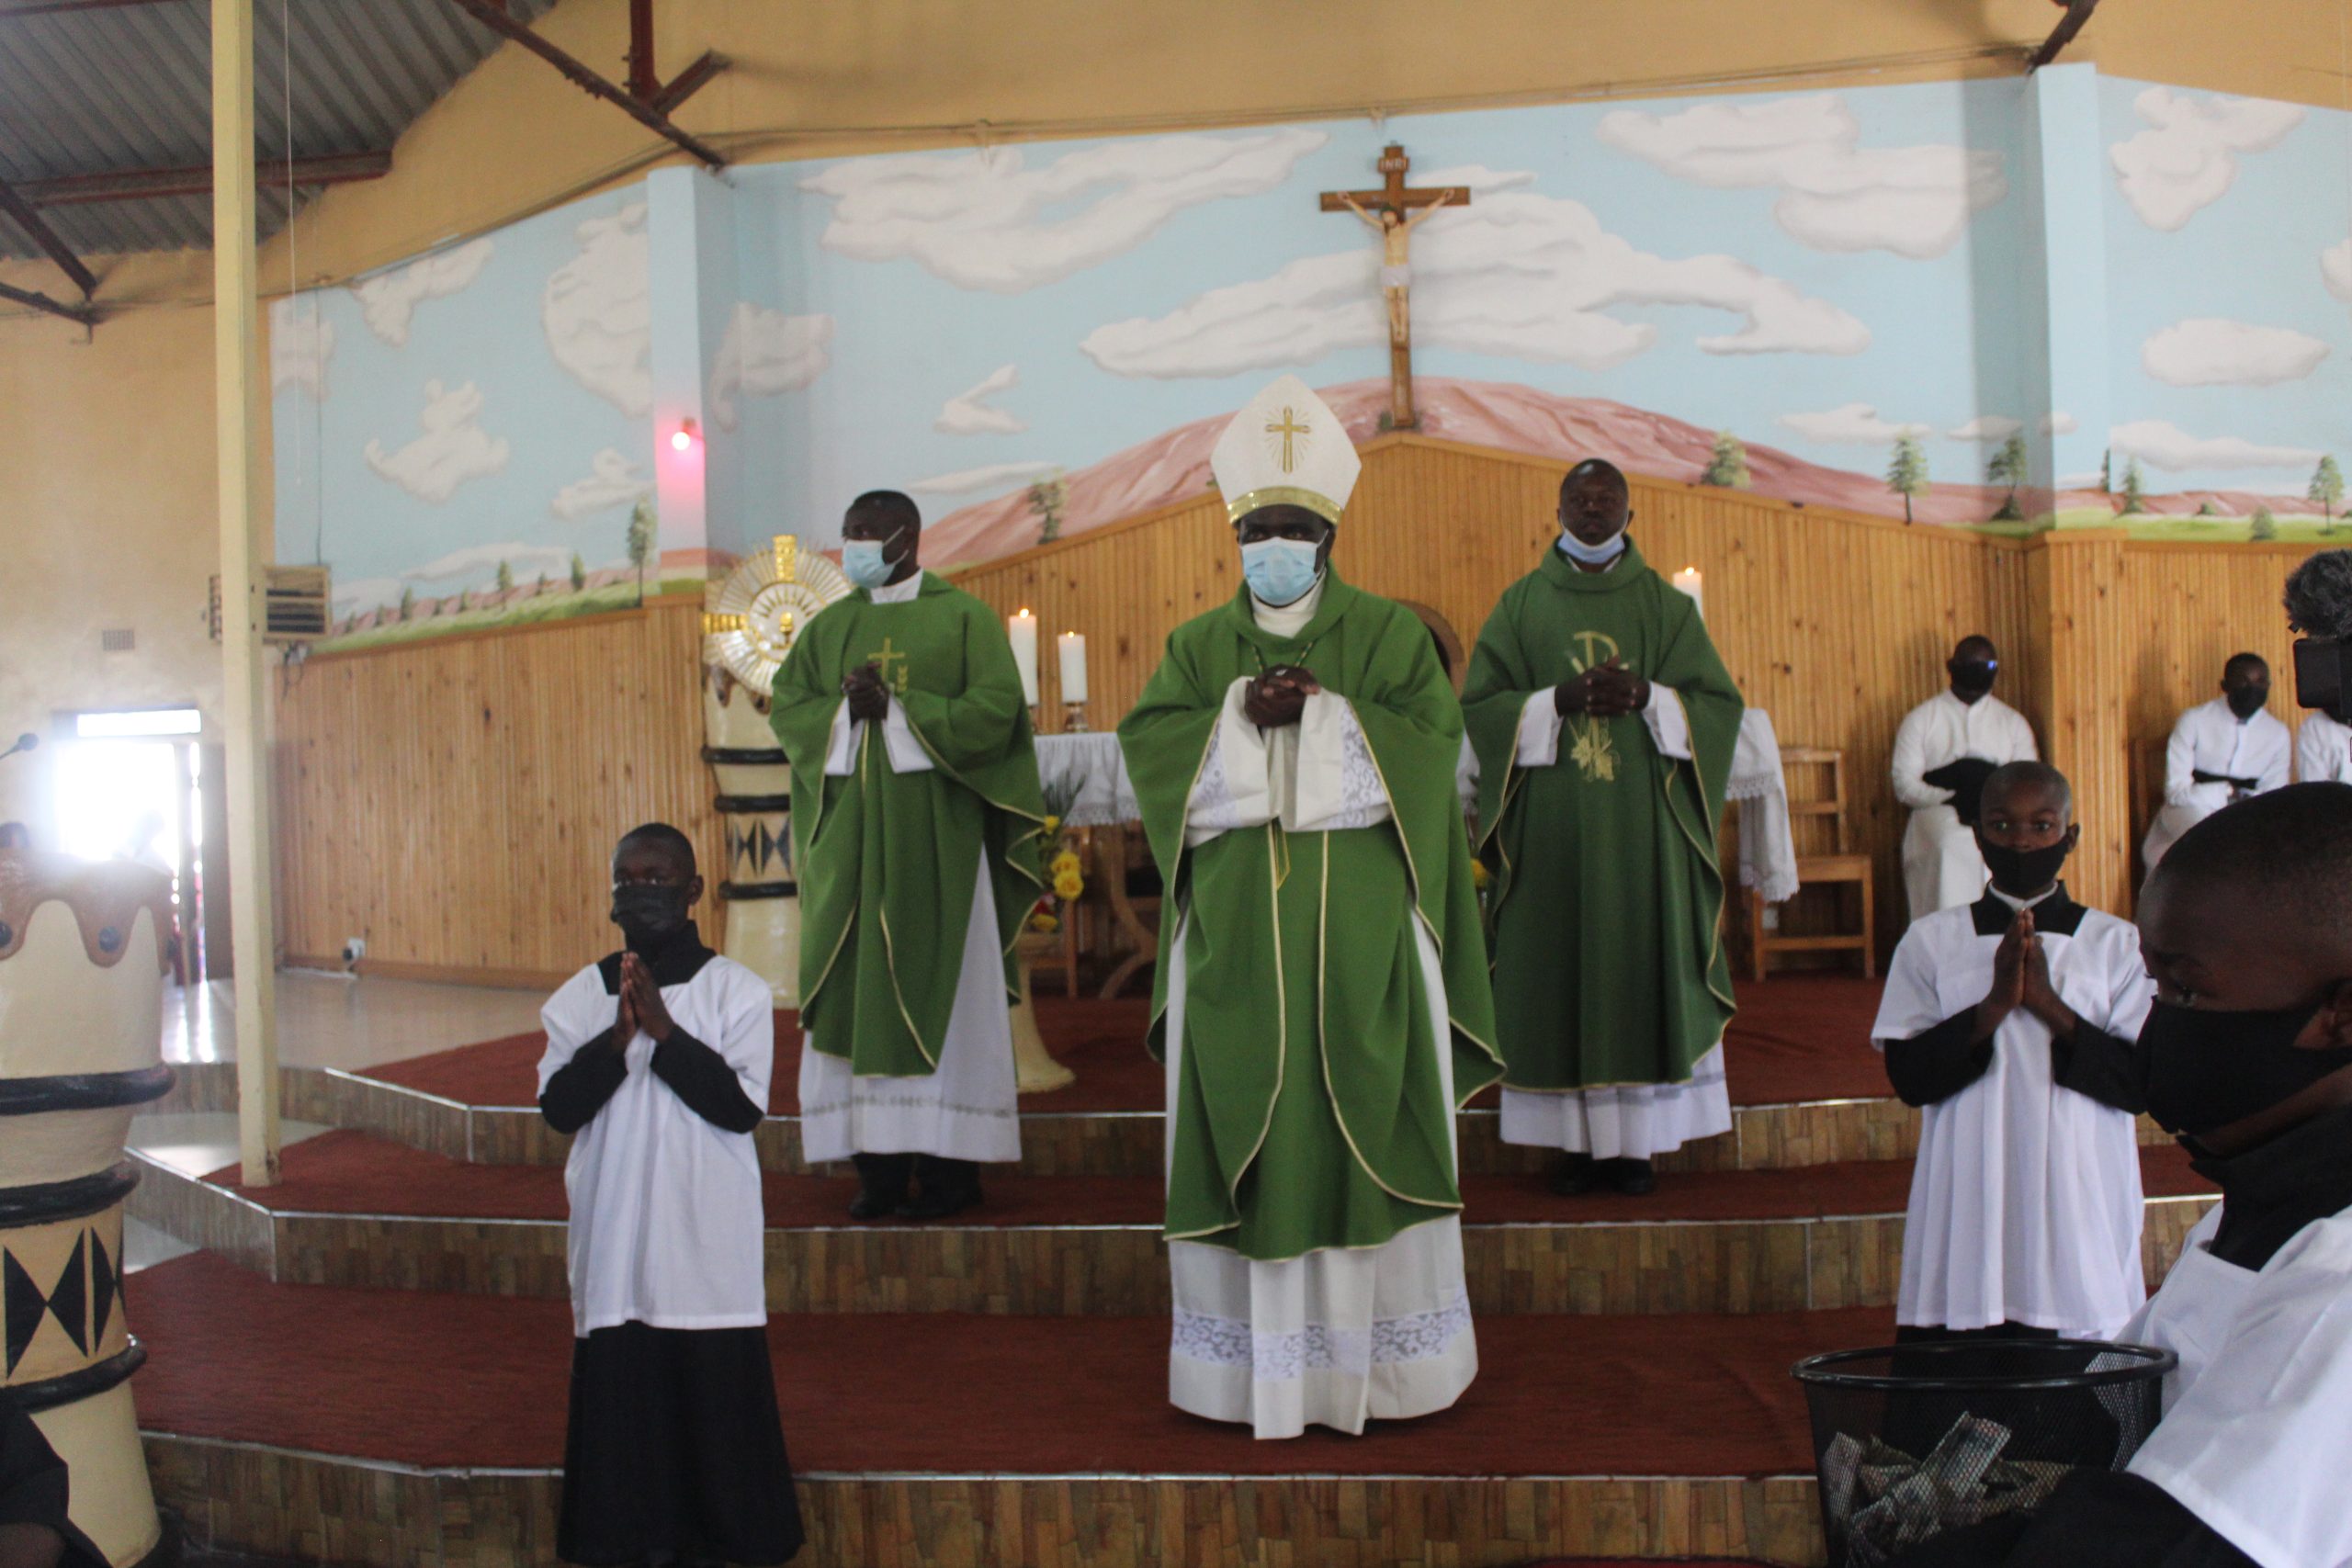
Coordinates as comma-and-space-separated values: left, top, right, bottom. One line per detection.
935, 365, 1026, 435
2110, 418, 2320, 472
1777, 403, 1928, 444
351, 238, 494, 346
363, 379, 511, 503
543, 203, 651, 416
2109, 87, 2304, 231
707, 303, 832, 431
269, 297, 334, 399
2325, 239, 2352, 305
551, 447, 653, 520
2141, 318, 2330, 387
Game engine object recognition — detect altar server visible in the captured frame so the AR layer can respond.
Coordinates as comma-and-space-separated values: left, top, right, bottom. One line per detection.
1892, 637, 2039, 919
537, 824, 801, 1567
2297, 703, 2352, 783
1871, 762, 2152, 1342
770, 491, 1048, 1221
1898, 784, 2352, 1568
1119, 375, 1503, 1439
2142, 654, 2290, 872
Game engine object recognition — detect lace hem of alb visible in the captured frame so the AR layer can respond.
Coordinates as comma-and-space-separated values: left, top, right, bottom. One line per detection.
1170, 1288, 1471, 1382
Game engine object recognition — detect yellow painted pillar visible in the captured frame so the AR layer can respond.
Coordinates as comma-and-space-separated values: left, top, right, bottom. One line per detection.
212, 0, 280, 1186
2024, 528, 2132, 915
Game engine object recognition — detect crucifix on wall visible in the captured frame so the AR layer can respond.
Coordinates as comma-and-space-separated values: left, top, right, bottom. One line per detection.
1319, 144, 1470, 431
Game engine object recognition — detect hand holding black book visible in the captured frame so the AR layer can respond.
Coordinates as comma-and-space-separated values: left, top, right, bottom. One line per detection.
1922, 756, 2000, 825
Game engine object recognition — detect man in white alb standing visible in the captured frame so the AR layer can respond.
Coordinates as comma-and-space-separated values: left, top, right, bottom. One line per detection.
1891, 636, 2038, 920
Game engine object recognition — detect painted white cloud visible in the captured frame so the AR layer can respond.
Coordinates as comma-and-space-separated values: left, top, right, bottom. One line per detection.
2110, 88, 2303, 231
1595, 93, 2005, 260
543, 203, 650, 416
332, 576, 403, 613
2041, 411, 2079, 435
2143, 317, 2330, 386
708, 303, 832, 431
2324, 239, 2352, 304
908, 461, 1064, 496
1777, 403, 1930, 445
800, 127, 1327, 293
363, 379, 511, 503
401, 542, 574, 586
1948, 416, 2024, 442
349, 238, 493, 346
551, 448, 653, 520
934, 365, 1026, 435
1081, 183, 1867, 378
2110, 418, 2321, 472
269, 298, 334, 399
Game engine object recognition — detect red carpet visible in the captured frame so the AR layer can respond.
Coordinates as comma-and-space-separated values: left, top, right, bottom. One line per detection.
360, 977, 1891, 1114
126, 1249, 1881, 1477
202, 1128, 2211, 1225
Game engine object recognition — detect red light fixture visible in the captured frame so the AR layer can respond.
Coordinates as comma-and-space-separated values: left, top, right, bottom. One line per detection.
670, 417, 700, 453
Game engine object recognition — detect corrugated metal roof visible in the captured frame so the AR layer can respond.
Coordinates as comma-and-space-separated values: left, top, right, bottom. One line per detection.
0, 0, 559, 263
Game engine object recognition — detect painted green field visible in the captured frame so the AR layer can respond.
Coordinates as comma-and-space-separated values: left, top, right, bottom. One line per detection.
315, 575, 703, 652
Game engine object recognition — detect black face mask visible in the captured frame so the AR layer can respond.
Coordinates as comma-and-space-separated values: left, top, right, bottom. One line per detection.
2140, 996, 2352, 1137
1949, 660, 1996, 698
2226, 684, 2270, 720
1976, 832, 2072, 897
611, 883, 692, 951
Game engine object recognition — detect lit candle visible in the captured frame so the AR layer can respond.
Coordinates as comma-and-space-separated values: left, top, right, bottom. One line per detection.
1670, 566, 1703, 619
1008, 610, 1039, 705
1057, 631, 1089, 705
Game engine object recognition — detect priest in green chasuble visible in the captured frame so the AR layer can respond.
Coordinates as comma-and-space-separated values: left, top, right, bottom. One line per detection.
769, 491, 1047, 1222
1464, 460, 1741, 1198
1118, 377, 1502, 1439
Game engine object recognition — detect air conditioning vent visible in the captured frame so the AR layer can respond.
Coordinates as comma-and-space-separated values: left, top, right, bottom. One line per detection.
209, 566, 332, 645
99, 627, 135, 652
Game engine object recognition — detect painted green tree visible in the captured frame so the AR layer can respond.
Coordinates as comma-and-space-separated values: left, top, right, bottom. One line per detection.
2312, 455, 2344, 535
1027, 469, 1069, 545
570, 552, 587, 592
2250, 505, 2278, 542
1886, 434, 1929, 525
1985, 433, 2029, 521
626, 499, 657, 604
1701, 431, 1751, 489
2120, 458, 2146, 515
398, 585, 415, 622
494, 559, 515, 597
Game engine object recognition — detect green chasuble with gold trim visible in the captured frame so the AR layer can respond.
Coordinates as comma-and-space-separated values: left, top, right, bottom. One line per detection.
1118, 570, 1502, 1262
769, 570, 1046, 1078
1463, 540, 1741, 1094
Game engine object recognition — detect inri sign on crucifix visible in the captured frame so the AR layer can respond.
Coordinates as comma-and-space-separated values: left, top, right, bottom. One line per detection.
1319, 144, 1470, 431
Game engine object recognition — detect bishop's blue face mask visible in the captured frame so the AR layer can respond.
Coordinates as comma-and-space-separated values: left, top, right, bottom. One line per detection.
1556, 529, 1627, 568
1240, 538, 1323, 607
841, 537, 896, 590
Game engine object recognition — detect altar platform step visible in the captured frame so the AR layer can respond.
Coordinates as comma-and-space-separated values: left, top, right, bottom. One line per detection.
160, 979, 1946, 1179
130, 1249, 1844, 1568
128, 1125, 2216, 1318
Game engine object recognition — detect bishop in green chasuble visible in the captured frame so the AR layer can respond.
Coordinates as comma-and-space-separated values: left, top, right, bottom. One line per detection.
1463, 460, 1741, 1194
1117, 376, 1501, 1439
769, 491, 1047, 1221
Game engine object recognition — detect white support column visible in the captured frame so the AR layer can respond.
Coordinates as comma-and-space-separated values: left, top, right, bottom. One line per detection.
211, 0, 281, 1187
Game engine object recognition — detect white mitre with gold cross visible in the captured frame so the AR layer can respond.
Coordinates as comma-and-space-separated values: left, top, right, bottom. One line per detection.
1209, 374, 1361, 526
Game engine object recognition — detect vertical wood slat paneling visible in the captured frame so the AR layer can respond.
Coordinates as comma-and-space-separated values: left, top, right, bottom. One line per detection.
272, 600, 722, 982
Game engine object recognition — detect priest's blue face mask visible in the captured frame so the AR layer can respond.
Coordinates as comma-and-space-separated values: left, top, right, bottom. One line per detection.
842, 537, 898, 590
1240, 538, 1324, 607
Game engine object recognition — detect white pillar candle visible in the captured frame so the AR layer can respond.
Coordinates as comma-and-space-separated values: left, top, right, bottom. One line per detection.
1057, 631, 1089, 705
1008, 609, 1040, 705
1670, 567, 1703, 619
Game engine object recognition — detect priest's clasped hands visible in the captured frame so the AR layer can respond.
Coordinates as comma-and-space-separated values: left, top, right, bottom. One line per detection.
1245, 664, 1322, 728
1554, 656, 1650, 717
842, 660, 892, 723
1977, 907, 2080, 1043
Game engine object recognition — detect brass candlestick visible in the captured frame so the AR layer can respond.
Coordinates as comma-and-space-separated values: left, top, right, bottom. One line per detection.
1063, 700, 1090, 733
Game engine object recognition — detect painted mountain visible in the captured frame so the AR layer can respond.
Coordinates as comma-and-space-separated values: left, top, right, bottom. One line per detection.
922, 377, 2311, 569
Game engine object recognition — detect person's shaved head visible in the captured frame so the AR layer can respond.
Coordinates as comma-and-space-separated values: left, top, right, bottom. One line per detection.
2223, 651, 2270, 683
1562, 458, 1626, 494
845, 490, 921, 536
615, 821, 696, 878
1981, 761, 2072, 826
1954, 635, 1998, 662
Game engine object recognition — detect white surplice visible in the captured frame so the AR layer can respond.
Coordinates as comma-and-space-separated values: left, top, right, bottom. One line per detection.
796, 571, 1022, 1166
1495, 675, 1735, 1159
1871, 888, 2154, 1337
2143, 697, 2291, 871
2295, 709, 2352, 784
1890, 691, 2039, 919
1163, 577, 1478, 1439
2121, 1202, 2352, 1568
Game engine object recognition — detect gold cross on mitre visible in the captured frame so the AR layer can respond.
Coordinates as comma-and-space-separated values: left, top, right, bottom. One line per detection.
1266, 406, 1309, 473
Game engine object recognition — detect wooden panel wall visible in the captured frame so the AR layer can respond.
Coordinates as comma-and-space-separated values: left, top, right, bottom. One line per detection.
2025, 533, 2133, 915
956, 434, 2035, 953
271, 600, 722, 985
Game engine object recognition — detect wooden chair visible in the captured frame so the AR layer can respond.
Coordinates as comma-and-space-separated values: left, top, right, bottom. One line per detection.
1093, 823, 1162, 999
1746, 746, 1874, 981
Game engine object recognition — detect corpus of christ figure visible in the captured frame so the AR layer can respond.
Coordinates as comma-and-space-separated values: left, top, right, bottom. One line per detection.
1319, 143, 1469, 431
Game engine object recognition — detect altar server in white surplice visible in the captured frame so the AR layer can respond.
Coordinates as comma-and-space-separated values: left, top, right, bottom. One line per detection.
1892, 636, 2039, 921
2297, 705, 2352, 784
2143, 654, 2290, 873
1872, 763, 2154, 1341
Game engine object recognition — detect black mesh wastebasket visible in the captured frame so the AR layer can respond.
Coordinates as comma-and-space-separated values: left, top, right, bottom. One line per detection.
1792, 1339, 2175, 1567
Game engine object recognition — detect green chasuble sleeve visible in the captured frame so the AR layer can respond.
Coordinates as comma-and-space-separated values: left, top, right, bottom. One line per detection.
1117, 570, 1502, 1262
769, 571, 1047, 1078
1462, 539, 1741, 1093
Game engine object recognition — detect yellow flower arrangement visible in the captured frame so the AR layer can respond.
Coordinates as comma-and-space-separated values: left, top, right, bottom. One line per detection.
1050, 849, 1082, 877
1029, 909, 1060, 934
1053, 869, 1085, 900
1471, 860, 1491, 889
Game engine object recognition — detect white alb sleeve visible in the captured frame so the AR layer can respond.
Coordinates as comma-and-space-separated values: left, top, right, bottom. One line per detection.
1288, 694, 1391, 833
880, 695, 934, 773
1186, 679, 1273, 844
822, 702, 857, 776
1890, 708, 1950, 808
1640, 683, 1693, 761
1515, 689, 1563, 767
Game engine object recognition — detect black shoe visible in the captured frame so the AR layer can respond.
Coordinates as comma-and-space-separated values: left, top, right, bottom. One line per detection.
1547, 1152, 1600, 1197
848, 1153, 913, 1220
1609, 1157, 1657, 1196
900, 1156, 983, 1220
